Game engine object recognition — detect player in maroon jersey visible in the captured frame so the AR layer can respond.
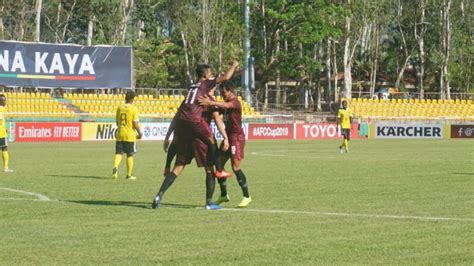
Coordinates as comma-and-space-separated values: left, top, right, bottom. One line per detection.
152, 62, 238, 210
161, 90, 229, 209
198, 82, 252, 208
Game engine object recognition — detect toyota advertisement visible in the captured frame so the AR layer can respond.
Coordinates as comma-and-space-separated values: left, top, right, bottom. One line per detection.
295, 123, 359, 139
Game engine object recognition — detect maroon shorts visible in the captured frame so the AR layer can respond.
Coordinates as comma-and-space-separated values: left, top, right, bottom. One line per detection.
192, 138, 211, 168
175, 136, 194, 166
221, 134, 245, 161
175, 118, 213, 144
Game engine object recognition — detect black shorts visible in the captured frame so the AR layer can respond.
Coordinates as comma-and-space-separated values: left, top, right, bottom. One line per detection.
0, 138, 7, 148
115, 141, 137, 156
341, 129, 351, 140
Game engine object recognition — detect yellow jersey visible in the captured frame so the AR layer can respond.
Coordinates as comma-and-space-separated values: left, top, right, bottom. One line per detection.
337, 108, 353, 129
0, 106, 6, 138
116, 104, 139, 142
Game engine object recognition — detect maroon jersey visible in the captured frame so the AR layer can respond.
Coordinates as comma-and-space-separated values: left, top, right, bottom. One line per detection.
178, 79, 217, 122
223, 97, 244, 137
202, 96, 220, 125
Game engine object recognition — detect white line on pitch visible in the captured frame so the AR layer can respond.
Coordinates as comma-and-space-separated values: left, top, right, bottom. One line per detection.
0, 187, 51, 201
220, 208, 474, 223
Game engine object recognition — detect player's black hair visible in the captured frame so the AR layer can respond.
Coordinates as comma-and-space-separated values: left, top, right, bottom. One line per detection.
196, 64, 212, 78
0, 94, 5, 99
219, 81, 235, 94
125, 90, 136, 103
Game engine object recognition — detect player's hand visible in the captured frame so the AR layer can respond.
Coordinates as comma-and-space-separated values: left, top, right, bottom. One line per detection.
198, 95, 211, 106
221, 138, 229, 152
136, 132, 143, 139
163, 139, 170, 152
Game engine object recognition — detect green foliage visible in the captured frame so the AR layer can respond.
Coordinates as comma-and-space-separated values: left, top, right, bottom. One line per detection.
0, 0, 472, 93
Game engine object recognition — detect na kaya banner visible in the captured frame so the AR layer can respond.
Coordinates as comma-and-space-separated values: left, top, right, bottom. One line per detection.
0, 41, 132, 88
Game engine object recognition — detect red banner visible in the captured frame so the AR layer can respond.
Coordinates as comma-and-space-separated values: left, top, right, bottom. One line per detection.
15, 122, 82, 142
451, 125, 474, 139
248, 124, 294, 139
295, 123, 359, 139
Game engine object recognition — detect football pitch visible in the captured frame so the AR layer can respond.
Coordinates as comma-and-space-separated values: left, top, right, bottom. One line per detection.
0, 139, 473, 264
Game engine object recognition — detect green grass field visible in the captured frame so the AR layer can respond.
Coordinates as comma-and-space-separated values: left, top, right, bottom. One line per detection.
0, 139, 473, 264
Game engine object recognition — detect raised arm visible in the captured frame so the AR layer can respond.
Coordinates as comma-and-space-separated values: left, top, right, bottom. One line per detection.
216, 61, 239, 84
198, 96, 234, 109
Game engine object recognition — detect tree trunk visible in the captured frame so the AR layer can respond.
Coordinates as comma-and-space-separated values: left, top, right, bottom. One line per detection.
343, 13, 352, 100
61, 1, 76, 43
443, 0, 452, 99
415, 0, 426, 99
181, 30, 192, 84
121, 0, 133, 45
137, 20, 145, 40
275, 29, 281, 107
201, 0, 209, 63
261, 0, 268, 63
0, 6, 4, 39
54, 1, 61, 42
325, 38, 332, 106
299, 42, 306, 108
218, 33, 223, 71
18, 1, 26, 40
34, 0, 42, 42
332, 40, 338, 105
264, 83, 268, 111
395, 55, 411, 89
370, 25, 379, 98
87, 15, 94, 46
395, 0, 411, 90
315, 42, 322, 111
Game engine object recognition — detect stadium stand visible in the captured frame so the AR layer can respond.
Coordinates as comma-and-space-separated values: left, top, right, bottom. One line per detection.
349, 98, 474, 119
3, 91, 471, 120
63, 93, 260, 118
4, 92, 76, 119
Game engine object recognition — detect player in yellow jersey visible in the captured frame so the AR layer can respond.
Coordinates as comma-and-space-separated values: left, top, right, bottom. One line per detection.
112, 91, 142, 180
336, 100, 353, 153
0, 95, 12, 172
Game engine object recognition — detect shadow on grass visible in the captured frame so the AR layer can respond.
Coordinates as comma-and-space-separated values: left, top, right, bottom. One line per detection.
47, 174, 109, 180
66, 200, 202, 210
453, 173, 474, 176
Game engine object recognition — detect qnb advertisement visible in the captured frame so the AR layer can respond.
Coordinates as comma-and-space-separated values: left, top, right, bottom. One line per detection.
295, 123, 359, 139
371, 124, 444, 139
15, 122, 81, 142
81, 122, 172, 141
247, 124, 294, 139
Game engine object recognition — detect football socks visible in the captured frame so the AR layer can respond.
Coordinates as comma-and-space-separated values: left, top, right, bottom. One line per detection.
218, 179, 227, 197
208, 144, 223, 171
234, 169, 250, 198
113, 154, 122, 168
205, 172, 215, 205
158, 172, 177, 198
126, 156, 134, 177
2, 151, 9, 170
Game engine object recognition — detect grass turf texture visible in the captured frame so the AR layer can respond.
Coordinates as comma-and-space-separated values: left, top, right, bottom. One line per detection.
0, 140, 473, 264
